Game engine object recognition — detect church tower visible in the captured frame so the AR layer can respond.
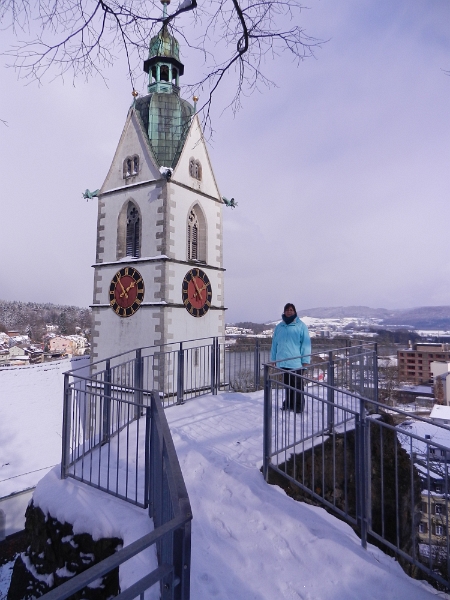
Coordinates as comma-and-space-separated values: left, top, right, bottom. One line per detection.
90, 12, 225, 363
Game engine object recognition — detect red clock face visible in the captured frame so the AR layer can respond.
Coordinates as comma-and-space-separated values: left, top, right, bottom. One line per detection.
182, 268, 212, 317
109, 267, 145, 317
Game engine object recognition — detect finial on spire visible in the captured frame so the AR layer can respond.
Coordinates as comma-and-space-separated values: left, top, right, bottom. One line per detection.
193, 95, 199, 112
161, 0, 170, 18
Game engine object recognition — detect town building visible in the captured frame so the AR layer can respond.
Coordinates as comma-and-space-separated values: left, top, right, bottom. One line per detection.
49, 335, 87, 357
397, 343, 450, 385
90, 16, 225, 364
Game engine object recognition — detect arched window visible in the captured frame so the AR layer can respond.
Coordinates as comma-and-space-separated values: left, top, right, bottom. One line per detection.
187, 204, 206, 262
126, 202, 140, 258
189, 158, 202, 181
187, 209, 199, 260
117, 200, 141, 259
123, 155, 139, 179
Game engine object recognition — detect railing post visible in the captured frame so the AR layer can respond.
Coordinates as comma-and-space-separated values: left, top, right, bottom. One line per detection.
357, 397, 368, 549
372, 344, 379, 412
61, 373, 72, 479
102, 359, 111, 444
215, 337, 221, 394
263, 364, 272, 482
144, 405, 151, 510
210, 338, 217, 395
134, 348, 143, 417
177, 342, 184, 405
327, 352, 335, 433
358, 345, 364, 397
254, 339, 260, 391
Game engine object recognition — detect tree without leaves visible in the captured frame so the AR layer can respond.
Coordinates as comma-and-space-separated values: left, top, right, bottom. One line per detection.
1, 0, 319, 128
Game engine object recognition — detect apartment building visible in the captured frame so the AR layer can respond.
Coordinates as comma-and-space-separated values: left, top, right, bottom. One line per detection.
397, 343, 450, 384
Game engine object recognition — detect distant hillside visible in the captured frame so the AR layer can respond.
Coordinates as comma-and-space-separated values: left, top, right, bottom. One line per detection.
297, 306, 450, 330
0, 299, 91, 340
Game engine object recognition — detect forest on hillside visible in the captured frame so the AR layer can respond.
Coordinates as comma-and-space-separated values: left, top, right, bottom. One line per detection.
0, 300, 92, 341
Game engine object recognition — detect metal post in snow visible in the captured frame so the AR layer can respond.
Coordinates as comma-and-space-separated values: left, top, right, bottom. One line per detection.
373, 344, 379, 412
134, 348, 143, 417
254, 339, 260, 391
102, 359, 111, 444
327, 352, 335, 433
211, 338, 217, 395
61, 373, 72, 479
177, 342, 184, 405
144, 405, 151, 510
263, 364, 272, 482
215, 337, 221, 394
359, 397, 368, 549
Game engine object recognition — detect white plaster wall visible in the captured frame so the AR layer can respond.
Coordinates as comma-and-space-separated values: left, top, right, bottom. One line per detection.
173, 115, 221, 200
92, 305, 162, 361
166, 305, 225, 343
169, 185, 222, 267
98, 184, 163, 263
101, 111, 160, 193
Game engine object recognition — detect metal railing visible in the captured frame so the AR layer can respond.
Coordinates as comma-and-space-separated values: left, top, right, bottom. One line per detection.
56, 385, 191, 600
263, 342, 450, 590
66, 337, 273, 410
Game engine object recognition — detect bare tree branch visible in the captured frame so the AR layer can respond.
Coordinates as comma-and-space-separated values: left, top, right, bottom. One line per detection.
1, 0, 320, 129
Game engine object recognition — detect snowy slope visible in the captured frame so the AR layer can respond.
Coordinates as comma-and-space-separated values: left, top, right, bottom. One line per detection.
0, 358, 87, 497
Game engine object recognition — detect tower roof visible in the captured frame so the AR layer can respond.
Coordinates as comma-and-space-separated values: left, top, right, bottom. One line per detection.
134, 92, 194, 168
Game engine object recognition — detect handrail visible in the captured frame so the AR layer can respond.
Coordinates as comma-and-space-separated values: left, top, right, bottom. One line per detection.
39, 513, 189, 600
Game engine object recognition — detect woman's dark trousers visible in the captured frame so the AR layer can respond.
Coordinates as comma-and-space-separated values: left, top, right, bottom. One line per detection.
283, 368, 304, 413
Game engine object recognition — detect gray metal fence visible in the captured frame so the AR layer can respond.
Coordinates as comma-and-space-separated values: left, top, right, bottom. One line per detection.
263, 342, 450, 590
55, 384, 191, 600
67, 337, 273, 410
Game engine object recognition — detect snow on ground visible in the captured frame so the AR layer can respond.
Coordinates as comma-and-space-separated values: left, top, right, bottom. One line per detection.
166, 392, 447, 600
0, 560, 14, 600
0, 358, 88, 497
1, 360, 68, 496
2, 362, 450, 599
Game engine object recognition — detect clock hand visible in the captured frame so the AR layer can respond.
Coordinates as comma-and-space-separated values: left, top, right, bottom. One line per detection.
118, 277, 128, 299
192, 278, 202, 299
124, 281, 135, 294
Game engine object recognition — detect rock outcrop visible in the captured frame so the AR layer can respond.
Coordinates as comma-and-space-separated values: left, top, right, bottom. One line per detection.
8, 502, 122, 600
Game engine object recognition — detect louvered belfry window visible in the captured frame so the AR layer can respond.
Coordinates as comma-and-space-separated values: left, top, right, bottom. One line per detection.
187, 209, 199, 260
126, 202, 140, 258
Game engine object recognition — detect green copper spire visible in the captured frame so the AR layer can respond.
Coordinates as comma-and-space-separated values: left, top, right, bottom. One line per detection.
137, 0, 194, 168
143, 1, 184, 94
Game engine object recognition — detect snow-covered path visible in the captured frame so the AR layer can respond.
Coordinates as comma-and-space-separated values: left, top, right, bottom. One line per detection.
167, 392, 447, 600
1, 360, 448, 599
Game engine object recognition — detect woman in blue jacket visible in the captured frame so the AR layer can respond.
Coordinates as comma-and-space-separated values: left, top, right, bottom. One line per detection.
270, 303, 311, 412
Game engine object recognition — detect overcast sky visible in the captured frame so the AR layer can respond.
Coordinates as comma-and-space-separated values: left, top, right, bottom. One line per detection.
1, 0, 449, 323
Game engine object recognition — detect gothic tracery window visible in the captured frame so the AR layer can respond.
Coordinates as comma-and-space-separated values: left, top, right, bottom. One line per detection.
187, 204, 206, 262
187, 209, 199, 260
126, 202, 140, 258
